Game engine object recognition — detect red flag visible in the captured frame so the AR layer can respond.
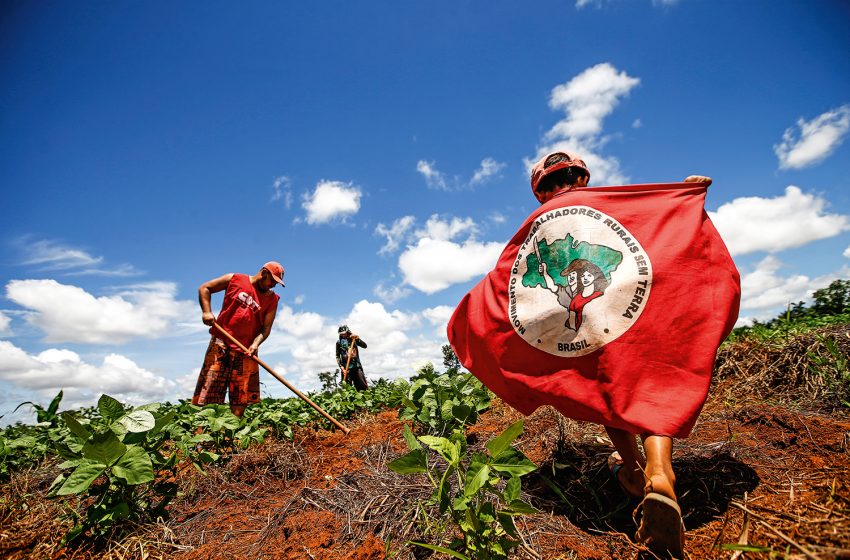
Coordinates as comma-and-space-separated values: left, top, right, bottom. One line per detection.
448, 183, 740, 438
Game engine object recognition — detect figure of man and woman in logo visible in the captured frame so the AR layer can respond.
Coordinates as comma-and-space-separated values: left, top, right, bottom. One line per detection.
538, 256, 609, 332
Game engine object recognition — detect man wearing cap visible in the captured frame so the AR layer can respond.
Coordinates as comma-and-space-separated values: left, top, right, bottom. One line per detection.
530, 152, 711, 558
335, 325, 368, 391
192, 262, 284, 417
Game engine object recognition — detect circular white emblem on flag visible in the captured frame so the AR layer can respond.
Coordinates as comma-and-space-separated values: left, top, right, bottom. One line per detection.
507, 205, 653, 357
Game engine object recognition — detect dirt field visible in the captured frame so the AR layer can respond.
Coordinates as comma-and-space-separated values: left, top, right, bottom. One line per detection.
2, 378, 848, 560
3, 325, 850, 559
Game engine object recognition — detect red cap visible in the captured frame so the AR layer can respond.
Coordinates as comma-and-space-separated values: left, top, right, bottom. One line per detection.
530, 151, 590, 203
263, 261, 285, 286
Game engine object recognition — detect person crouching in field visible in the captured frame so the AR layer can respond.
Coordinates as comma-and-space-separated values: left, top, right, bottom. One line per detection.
192, 262, 284, 417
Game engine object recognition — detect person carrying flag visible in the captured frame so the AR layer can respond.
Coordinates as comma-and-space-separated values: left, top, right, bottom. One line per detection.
192, 261, 284, 418
448, 151, 740, 558
336, 325, 369, 391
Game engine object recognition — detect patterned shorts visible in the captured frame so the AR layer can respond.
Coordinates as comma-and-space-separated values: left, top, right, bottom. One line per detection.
192, 338, 260, 406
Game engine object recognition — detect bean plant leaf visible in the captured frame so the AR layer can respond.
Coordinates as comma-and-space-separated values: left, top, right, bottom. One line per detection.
451, 403, 472, 423
8, 436, 37, 448
98, 394, 126, 422
418, 435, 458, 464
486, 420, 524, 458
440, 400, 455, 422
112, 445, 155, 485
402, 423, 421, 451
464, 461, 490, 497
506, 499, 538, 514
387, 449, 427, 474
134, 403, 161, 412
58, 459, 83, 469
490, 447, 536, 477
504, 475, 521, 502
47, 473, 67, 496
82, 431, 127, 466
56, 459, 106, 495
102, 501, 131, 522
152, 411, 176, 435
407, 542, 470, 560
498, 511, 519, 537
118, 410, 156, 433
62, 412, 90, 440
47, 390, 64, 416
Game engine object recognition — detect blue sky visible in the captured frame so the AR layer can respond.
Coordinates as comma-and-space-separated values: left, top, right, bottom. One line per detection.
2, 1, 849, 423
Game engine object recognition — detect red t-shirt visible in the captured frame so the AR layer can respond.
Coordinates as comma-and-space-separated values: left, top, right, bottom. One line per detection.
211, 273, 280, 349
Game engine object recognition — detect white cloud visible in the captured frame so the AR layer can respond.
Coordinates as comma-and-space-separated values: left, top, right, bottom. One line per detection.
373, 282, 411, 304
21, 239, 102, 269
399, 238, 503, 294
0, 312, 10, 337
302, 180, 362, 224
271, 175, 293, 209
416, 158, 506, 190
632, 118, 643, 129
345, 300, 421, 353
740, 256, 817, 312
470, 158, 507, 186
292, 294, 305, 305
737, 257, 849, 324
0, 340, 177, 407
844, 246, 850, 259
416, 160, 448, 190
16, 238, 141, 277
259, 301, 445, 394
531, 63, 640, 186
375, 215, 416, 255
414, 215, 478, 242
708, 186, 850, 256
422, 305, 454, 337
397, 215, 503, 294
274, 306, 327, 338
775, 105, 850, 169
5, 279, 195, 344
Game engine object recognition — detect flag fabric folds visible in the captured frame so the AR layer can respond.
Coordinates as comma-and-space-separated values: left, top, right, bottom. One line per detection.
448, 182, 740, 438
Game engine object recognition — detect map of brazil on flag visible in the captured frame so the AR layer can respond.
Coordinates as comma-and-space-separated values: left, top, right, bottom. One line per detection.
448, 182, 741, 437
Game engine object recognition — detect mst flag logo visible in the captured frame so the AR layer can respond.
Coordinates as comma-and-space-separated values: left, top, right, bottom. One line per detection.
508, 205, 652, 357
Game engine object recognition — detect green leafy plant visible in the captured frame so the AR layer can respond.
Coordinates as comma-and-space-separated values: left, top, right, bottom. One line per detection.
48, 395, 178, 543
388, 420, 538, 560
399, 364, 491, 436
0, 391, 66, 479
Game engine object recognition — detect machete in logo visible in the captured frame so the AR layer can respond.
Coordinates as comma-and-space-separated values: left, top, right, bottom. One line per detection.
507, 205, 652, 357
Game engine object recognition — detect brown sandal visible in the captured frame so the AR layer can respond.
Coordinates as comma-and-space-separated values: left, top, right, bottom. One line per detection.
634, 492, 685, 558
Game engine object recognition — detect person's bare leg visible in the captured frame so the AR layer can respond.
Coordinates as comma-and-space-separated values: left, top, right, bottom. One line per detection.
641, 435, 676, 500
605, 426, 646, 497
637, 434, 683, 557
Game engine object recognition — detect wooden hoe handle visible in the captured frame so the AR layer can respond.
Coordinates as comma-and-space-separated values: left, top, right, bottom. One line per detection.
212, 322, 350, 435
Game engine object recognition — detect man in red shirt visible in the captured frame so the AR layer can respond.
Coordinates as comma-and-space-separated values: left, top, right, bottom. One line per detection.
192, 261, 284, 417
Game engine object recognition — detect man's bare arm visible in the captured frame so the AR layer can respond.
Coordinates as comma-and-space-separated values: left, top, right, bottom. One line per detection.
248, 304, 278, 356
198, 273, 234, 325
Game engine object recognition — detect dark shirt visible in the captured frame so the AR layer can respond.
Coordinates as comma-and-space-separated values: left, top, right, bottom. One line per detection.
336, 336, 367, 370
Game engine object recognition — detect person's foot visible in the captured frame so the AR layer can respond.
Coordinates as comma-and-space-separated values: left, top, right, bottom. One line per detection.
645, 471, 676, 502
634, 493, 685, 559
607, 452, 644, 498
